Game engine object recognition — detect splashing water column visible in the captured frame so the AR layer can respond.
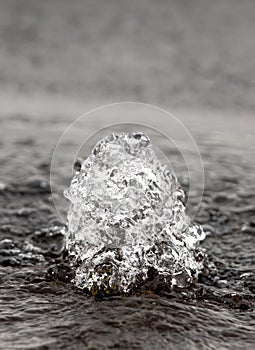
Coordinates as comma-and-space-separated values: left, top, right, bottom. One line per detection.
64, 132, 205, 295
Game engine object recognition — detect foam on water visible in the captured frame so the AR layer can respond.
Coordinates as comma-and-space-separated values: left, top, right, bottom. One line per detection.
64, 132, 205, 294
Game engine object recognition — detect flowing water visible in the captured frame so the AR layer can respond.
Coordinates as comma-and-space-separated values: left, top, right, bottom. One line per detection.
1, 0, 255, 347
0, 112, 254, 349
64, 132, 205, 294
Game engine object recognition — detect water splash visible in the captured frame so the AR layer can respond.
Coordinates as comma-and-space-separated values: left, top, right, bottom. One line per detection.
64, 132, 205, 294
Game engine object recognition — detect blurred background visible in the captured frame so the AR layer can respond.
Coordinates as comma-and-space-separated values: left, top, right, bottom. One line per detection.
0, 0, 255, 111
0, 0, 254, 187
1, 3, 255, 349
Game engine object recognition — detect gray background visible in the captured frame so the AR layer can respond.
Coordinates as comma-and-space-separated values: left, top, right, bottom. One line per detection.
0, 0, 254, 205
0, 2, 255, 349
0, 0, 255, 112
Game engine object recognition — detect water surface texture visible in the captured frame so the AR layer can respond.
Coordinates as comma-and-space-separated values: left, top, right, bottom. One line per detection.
1, 112, 254, 349
0, 0, 255, 349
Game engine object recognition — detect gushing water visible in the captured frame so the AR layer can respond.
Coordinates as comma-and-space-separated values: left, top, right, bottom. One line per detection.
64, 132, 205, 294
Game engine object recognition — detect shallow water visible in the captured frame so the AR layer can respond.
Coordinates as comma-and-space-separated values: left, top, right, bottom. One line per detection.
1, 0, 255, 347
0, 112, 254, 349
